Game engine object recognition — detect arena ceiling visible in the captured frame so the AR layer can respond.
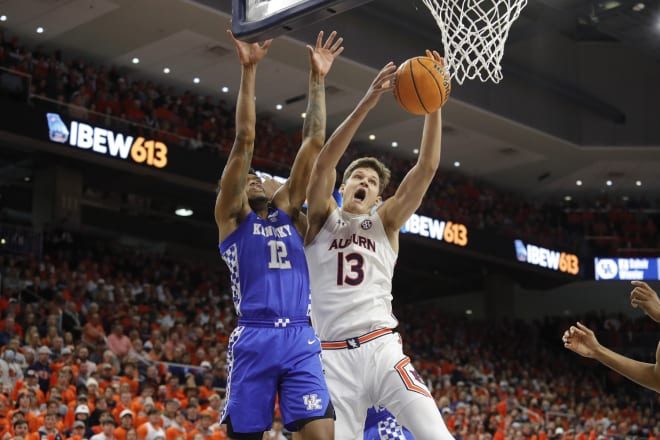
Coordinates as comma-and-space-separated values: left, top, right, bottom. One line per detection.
1, 0, 660, 203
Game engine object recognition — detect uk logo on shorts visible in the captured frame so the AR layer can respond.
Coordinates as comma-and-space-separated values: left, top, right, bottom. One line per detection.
303, 394, 323, 411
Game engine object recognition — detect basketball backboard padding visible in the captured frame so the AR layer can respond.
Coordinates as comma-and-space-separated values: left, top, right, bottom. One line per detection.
232, 0, 375, 42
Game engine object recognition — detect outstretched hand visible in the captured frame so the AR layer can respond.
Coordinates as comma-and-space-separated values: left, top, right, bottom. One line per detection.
227, 30, 273, 67
562, 322, 600, 358
308, 30, 344, 78
630, 281, 660, 323
425, 49, 444, 66
359, 62, 397, 111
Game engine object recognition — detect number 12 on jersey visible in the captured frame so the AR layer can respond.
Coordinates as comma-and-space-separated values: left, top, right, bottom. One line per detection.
267, 240, 291, 269
337, 252, 364, 286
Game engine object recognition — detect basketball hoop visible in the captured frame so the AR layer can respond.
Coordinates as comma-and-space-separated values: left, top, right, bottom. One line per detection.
421, 0, 528, 84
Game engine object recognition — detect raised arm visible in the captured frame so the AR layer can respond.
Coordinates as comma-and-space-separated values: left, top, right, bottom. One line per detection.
272, 31, 343, 217
379, 51, 445, 237
563, 322, 660, 393
630, 281, 660, 322
214, 31, 272, 241
305, 62, 397, 238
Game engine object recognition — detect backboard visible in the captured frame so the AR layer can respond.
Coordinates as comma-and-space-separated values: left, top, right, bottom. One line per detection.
231, 0, 374, 42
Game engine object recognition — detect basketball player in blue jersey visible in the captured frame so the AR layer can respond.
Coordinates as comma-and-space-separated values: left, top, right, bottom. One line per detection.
215, 30, 343, 439
304, 50, 453, 440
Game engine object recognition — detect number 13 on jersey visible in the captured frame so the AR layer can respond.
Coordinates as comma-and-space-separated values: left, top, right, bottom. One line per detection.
337, 252, 364, 286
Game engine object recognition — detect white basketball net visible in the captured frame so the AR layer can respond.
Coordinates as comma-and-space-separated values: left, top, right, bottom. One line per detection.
421, 0, 528, 84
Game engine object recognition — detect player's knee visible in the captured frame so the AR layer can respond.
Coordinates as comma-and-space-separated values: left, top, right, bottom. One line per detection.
296, 401, 335, 440
397, 398, 453, 440
409, 424, 453, 440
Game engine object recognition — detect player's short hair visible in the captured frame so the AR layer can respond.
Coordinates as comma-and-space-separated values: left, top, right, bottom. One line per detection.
215, 167, 259, 194
342, 157, 391, 195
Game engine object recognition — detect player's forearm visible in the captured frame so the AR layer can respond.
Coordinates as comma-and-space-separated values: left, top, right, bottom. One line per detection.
417, 110, 442, 173
317, 103, 369, 170
647, 308, 660, 323
283, 72, 328, 209
234, 64, 257, 145
593, 345, 660, 392
302, 71, 326, 146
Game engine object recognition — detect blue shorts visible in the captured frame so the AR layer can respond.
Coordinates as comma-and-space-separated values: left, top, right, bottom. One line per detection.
221, 318, 331, 433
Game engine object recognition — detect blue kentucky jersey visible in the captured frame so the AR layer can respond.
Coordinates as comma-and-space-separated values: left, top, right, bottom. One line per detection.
219, 208, 311, 319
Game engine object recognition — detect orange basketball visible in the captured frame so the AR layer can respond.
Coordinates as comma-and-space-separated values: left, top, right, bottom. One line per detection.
393, 56, 451, 115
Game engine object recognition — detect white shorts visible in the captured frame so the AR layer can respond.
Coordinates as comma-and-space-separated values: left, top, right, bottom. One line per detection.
321, 330, 433, 440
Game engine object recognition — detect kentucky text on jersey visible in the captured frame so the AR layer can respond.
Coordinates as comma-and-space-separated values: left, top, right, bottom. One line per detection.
328, 234, 376, 252
252, 223, 293, 238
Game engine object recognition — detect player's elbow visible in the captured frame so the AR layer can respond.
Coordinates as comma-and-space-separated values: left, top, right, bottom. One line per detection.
301, 136, 324, 154
417, 161, 439, 179
311, 156, 332, 176
651, 363, 660, 392
235, 131, 255, 145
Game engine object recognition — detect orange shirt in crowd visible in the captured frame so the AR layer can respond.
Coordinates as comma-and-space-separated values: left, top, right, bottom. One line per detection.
114, 426, 131, 440
11, 381, 46, 405
165, 424, 186, 440
119, 376, 140, 396
186, 428, 227, 440
7, 408, 40, 432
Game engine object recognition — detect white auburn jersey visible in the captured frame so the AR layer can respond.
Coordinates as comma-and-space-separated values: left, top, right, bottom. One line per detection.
305, 207, 399, 341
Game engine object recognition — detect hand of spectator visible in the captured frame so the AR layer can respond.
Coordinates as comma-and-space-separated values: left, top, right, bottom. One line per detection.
630, 281, 660, 323
307, 30, 344, 78
226, 30, 272, 67
562, 322, 600, 358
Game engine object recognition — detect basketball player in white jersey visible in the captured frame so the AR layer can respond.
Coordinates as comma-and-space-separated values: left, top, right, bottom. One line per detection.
304, 50, 453, 440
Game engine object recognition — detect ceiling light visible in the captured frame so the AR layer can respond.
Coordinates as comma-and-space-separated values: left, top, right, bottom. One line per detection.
301, 112, 306, 119
276, 104, 283, 110
453, 161, 460, 167
465, 309, 473, 315
564, 195, 572, 201
193, 77, 200, 84
600, 0, 621, 10
36, 27, 44, 34
175, 208, 193, 217
391, 142, 398, 148
0, 15, 7, 22
606, 180, 613, 186
24, 176, 31, 182
132, 57, 139, 64
0, 238, 5, 245
622, 195, 629, 201
368, 134, 376, 141
635, 180, 642, 186
632, 2, 645, 11
163, 67, 170, 74
221, 86, 229, 93
413, 148, 419, 154
576, 180, 582, 186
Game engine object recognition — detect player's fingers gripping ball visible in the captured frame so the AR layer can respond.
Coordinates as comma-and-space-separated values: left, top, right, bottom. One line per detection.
393, 56, 451, 115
